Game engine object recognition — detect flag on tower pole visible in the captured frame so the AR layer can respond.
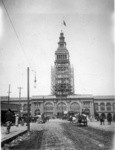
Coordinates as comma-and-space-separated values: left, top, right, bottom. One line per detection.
63, 20, 66, 26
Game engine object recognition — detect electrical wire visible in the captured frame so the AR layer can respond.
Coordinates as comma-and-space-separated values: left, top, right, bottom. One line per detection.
1, 0, 30, 67
1, 0, 37, 88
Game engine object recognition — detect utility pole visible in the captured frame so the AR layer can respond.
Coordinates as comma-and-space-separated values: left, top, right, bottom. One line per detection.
18, 87, 23, 116
27, 67, 30, 133
8, 84, 11, 104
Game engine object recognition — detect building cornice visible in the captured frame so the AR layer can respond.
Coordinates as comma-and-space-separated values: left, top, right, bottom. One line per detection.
93, 95, 115, 99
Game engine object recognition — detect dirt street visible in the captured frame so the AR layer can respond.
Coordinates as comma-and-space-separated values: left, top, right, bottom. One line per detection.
8, 119, 114, 150
40, 120, 76, 150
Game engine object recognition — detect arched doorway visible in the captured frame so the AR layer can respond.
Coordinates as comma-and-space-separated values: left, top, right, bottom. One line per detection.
82, 108, 90, 116
44, 102, 54, 117
23, 104, 27, 111
57, 102, 67, 118
113, 113, 115, 122
34, 109, 40, 116
107, 113, 112, 119
57, 102, 67, 112
95, 112, 100, 121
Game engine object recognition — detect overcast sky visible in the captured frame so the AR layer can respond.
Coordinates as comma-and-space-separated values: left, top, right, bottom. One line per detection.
0, 0, 114, 97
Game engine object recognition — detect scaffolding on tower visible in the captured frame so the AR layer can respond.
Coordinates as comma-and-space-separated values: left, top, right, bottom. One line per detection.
51, 32, 74, 97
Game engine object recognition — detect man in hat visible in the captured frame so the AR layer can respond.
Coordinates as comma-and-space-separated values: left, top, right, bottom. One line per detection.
5, 109, 13, 134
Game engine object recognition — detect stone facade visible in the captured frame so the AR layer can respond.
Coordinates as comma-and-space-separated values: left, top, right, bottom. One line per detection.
1, 95, 114, 118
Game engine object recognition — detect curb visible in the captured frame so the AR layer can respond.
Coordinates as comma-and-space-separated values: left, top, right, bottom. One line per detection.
1, 130, 27, 147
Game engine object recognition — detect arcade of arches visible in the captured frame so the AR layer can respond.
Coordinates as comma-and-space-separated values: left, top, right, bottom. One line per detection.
9, 96, 114, 119
70, 102, 80, 113
30, 100, 91, 117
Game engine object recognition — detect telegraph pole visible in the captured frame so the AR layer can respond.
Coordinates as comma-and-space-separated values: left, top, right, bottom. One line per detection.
27, 67, 30, 133
8, 84, 11, 104
18, 87, 23, 116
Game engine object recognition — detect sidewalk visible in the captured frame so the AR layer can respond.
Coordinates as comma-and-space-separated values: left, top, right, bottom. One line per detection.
0, 122, 44, 147
1, 124, 27, 147
88, 120, 115, 132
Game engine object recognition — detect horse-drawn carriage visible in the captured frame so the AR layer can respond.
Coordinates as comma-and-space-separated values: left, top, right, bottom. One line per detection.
77, 114, 88, 126
71, 114, 88, 126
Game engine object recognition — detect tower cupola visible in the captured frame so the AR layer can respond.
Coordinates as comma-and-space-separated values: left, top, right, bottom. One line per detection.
58, 32, 66, 48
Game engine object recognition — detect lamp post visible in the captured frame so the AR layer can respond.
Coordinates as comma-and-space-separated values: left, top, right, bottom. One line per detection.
27, 67, 30, 133
8, 84, 11, 105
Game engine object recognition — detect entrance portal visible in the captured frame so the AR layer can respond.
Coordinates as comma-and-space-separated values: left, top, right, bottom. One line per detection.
34, 109, 40, 115
57, 102, 67, 112
44, 102, 53, 117
57, 102, 67, 118
82, 108, 90, 115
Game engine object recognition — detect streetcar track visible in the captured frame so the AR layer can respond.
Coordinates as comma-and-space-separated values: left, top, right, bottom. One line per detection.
62, 122, 113, 150
6, 120, 113, 150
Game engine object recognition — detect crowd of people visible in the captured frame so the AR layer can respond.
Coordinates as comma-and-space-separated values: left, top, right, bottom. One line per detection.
5, 109, 27, 134
68, 112, 113, 127
4, 109, 114, 134
5, 109, 50, 134
99, 113, 112, 125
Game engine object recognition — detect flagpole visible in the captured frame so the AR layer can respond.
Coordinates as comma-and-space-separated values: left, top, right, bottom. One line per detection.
61, 20, 66, 33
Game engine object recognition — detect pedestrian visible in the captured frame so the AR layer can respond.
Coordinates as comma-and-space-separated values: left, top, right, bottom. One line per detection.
5, 109, 13, 134
21, 115, 25, 126
107, 113, 112, 125
72, 116, 76, 123
100, 115, 105, 125
15, 114, 19, 127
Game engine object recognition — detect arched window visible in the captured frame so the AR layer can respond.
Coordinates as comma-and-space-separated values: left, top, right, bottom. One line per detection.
23, 104, 27, 111
100, 103, 105, 111
70, 102, 80, 112
106, 103, 111, 111
94, 103, 98, 111
20, 104, 22, 110
44, 103, 53, 112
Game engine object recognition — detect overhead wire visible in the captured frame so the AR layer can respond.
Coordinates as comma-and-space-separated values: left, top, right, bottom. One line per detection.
1, 0, 30, 67
1, 0, 37, 88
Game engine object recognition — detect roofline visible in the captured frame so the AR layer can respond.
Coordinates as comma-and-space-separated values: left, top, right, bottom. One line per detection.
93, 95, 115, 99
1, 95, 115, 101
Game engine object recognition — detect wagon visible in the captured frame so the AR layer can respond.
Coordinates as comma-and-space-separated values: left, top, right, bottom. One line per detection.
77, 114, 88, 126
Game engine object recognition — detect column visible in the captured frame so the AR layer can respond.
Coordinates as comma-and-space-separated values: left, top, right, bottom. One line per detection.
90, 101, 94, 118
80, 101, 83, 114
40, 102, 44, 114
67, 99, 71, 112
98, 102, 101, 112
53, 100, 57, 116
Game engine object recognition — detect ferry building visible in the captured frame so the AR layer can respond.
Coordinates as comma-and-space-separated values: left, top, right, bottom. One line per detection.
1, 32, 115, 119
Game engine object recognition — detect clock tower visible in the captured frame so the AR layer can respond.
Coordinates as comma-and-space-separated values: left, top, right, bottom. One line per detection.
51, 32, 74, 97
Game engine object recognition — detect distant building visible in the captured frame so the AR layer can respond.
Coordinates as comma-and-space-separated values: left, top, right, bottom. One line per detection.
1, 32, 115, 119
